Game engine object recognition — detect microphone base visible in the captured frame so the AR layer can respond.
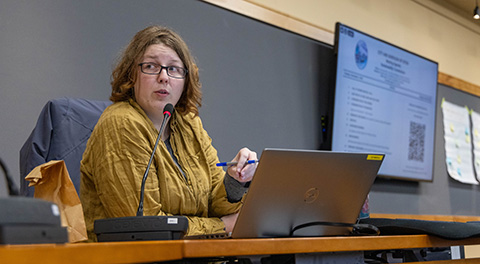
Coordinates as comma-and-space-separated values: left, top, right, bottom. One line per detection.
94, 215, 188, 242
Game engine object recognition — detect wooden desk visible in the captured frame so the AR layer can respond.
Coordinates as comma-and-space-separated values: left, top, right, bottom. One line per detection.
184, 235, 480, 258
1, 235, 480, 264
370, 213, 480, 223
0, 240, 183, 264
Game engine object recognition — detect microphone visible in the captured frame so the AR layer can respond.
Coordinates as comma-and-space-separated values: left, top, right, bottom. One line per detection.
137, 103, 174, 216
94, 103, 188, 242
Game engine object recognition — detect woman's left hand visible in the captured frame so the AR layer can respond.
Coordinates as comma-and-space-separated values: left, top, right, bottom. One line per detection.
227, 147, 257, 183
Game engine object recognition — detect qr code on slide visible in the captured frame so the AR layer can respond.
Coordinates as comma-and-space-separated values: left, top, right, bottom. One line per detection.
408, 121, 426, 162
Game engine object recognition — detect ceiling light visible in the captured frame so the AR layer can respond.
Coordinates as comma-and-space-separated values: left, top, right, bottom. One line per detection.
475, 0, 480, 19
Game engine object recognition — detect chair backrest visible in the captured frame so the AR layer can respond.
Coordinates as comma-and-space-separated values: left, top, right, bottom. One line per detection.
20, 98, 112, 197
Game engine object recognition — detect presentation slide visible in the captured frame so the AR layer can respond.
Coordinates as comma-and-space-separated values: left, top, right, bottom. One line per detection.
332, 24, 438, 181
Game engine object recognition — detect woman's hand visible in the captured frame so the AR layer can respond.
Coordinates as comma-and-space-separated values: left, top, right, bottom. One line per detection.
226, 147, 257, 183
221, 213, 239, 233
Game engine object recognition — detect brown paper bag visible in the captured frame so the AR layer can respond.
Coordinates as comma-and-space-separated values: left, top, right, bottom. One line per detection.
25, 160, 88, 243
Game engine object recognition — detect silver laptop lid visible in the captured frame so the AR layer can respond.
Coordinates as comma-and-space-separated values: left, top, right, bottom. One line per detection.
231, 148, 384, 238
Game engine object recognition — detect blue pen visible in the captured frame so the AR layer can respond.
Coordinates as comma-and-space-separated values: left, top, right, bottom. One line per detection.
216, 159, 259, 167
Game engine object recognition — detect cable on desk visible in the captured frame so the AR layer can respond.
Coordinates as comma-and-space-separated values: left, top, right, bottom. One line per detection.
0, 157, 18, 196
289, 221, 380, 236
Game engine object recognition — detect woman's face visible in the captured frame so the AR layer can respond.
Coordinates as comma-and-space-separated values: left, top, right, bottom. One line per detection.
134, 43, 185, 121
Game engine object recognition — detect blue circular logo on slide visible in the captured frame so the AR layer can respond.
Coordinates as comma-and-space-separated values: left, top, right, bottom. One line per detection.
355, 40, 368, 70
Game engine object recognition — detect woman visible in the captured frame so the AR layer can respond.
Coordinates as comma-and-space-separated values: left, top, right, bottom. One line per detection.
80, 25, 257, 241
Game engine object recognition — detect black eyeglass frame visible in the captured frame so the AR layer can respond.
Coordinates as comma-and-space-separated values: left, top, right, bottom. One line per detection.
138, 63, 188, 79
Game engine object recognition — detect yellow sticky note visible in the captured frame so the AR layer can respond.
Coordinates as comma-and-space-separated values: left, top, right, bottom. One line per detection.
367, 155, 383, 161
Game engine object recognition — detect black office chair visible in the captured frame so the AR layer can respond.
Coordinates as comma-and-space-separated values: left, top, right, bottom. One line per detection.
19, 97, 111, 197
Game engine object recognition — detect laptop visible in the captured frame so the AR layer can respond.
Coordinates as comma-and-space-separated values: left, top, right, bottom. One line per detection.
186, 148, 384, 239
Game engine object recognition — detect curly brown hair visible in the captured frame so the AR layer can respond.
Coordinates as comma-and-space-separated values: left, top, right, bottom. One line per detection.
110, 25, 202, 115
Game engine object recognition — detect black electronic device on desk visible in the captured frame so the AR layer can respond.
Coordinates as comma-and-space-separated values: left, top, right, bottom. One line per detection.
94, 215, 188, 242
0, 197, 68, 245
93, 104, 188, 242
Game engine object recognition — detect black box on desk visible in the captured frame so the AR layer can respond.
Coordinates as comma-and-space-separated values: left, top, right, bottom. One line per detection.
0, 197, 68, 244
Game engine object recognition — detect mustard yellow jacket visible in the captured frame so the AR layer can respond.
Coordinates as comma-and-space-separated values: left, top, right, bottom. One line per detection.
81, 100, 242, 241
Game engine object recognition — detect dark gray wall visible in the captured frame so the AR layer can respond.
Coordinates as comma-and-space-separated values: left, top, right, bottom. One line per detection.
370, 84, 480, 215
0, 0, 332, 196
1, 0, 478, 217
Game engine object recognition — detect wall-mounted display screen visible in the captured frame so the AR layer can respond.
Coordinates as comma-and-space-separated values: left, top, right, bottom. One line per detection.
331, 23, 438, 181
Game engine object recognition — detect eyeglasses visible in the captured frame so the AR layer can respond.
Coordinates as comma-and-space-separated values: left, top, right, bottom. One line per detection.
138, 62, 188, 79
